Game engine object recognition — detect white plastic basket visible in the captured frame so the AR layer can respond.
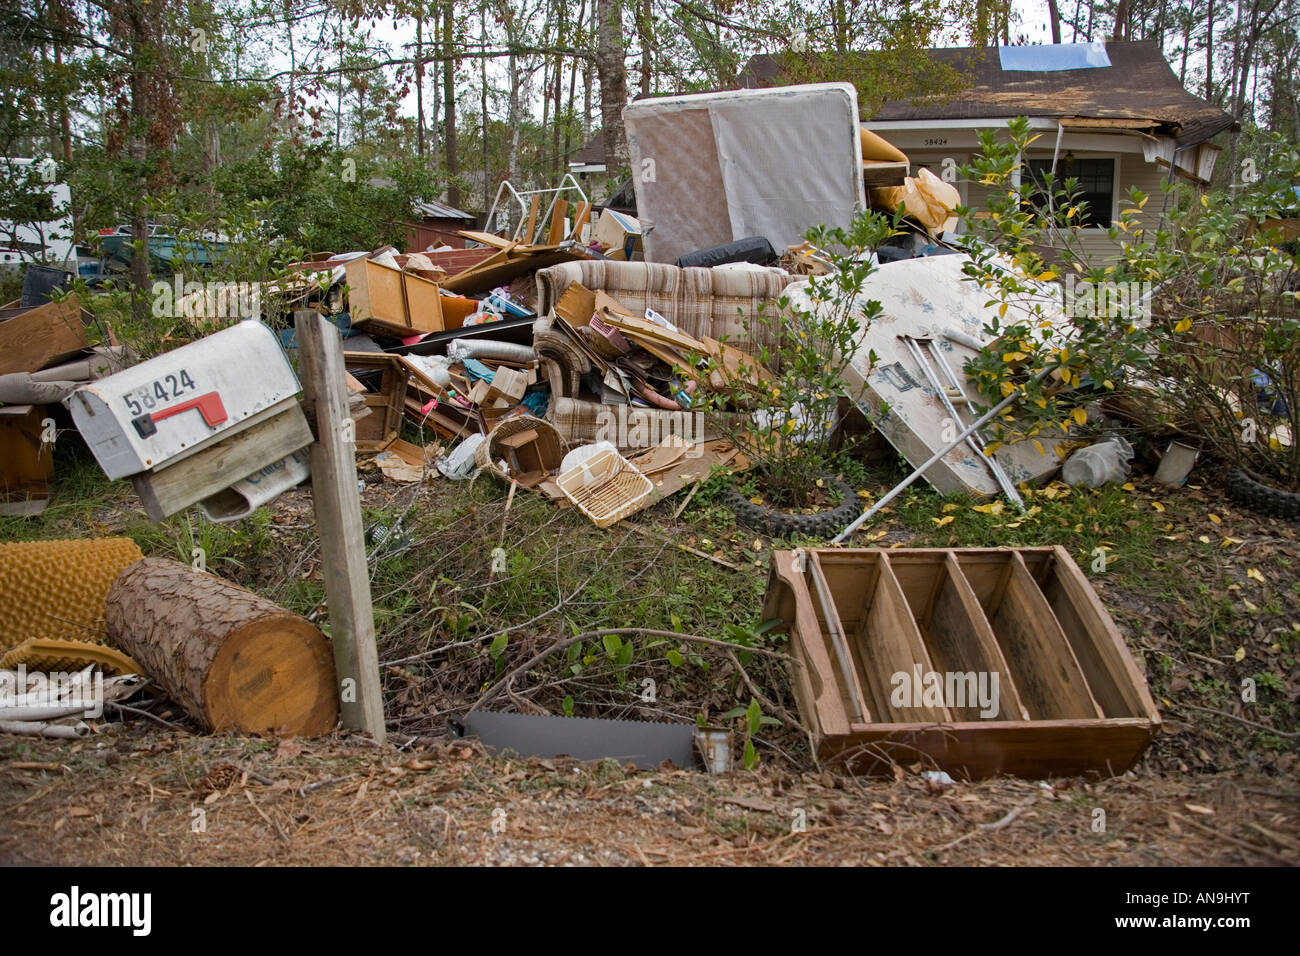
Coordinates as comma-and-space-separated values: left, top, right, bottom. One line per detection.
557, 448, 653, 528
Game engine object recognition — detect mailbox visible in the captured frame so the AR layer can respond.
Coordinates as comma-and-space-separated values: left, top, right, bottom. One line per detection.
66, 321, 314, 521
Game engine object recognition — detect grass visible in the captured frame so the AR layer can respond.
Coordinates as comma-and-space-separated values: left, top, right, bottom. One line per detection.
2, 429, 1296, 776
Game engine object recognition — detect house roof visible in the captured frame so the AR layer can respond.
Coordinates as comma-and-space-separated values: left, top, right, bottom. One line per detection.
741, 41, 1236, 147
569, 139, 607, 167
413, 198, 476, 220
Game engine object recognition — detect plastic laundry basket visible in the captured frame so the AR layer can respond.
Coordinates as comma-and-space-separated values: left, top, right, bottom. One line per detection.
557, 447, 653, 528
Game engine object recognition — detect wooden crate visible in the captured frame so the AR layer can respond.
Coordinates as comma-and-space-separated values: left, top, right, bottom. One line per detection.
343, 353, 407, 452
345, 258, 444, 336
763, 546, 1160, 780
0, 405, 54, 515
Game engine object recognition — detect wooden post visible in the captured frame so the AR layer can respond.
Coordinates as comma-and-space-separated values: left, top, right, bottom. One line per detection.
294, 310, 386, 742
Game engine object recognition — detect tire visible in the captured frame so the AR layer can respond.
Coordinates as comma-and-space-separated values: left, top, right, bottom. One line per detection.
724, 476, 861, 539
1223, 468, 1300, 521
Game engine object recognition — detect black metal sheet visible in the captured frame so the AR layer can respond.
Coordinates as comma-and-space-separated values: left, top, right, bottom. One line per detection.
464, 711, 696, 769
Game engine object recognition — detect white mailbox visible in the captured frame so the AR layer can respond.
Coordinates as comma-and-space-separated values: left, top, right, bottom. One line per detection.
66, 321, 314, 522
67, 321, 302, 479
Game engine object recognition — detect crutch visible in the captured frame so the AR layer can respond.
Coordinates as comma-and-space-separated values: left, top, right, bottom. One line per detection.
901, 335, 1025, 511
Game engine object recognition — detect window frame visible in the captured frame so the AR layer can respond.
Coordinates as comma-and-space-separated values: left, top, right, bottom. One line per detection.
1023, 152, 1121, 232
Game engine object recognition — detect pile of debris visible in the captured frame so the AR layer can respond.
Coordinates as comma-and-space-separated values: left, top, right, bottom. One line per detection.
0, 82, 1183, 776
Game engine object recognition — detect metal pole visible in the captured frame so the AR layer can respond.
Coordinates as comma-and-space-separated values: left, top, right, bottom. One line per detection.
832, 368, 1051, 544
902, 336, 1025, 511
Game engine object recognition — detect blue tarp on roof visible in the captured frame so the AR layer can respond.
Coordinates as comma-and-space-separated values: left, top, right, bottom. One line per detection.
998, 42, 1111, 72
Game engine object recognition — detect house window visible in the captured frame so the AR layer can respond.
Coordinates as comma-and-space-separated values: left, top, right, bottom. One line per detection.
1026, 156, 1115, 227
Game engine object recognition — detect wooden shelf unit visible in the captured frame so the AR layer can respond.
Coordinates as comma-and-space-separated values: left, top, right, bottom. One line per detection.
763, 546, 1161, 779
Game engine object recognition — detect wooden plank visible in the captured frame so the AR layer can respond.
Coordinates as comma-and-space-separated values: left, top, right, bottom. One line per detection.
0, 297, 89, 375
1041, 546, 1160, 721
132, 404, 312, 521
457, 230, 519, 250
808, 553, 869, 723
571, 201, 591, 241
821, 719, 1157, 780
526, 195, 540, 243
986, 552, 1103, 720
547, 198, 569, 245
294, 310, 386, 742
920, 554, 1028, 721
811, 551, 880, 642
441, 246, 585, 296
765, 552, 851, 736
858, 552, 949, 723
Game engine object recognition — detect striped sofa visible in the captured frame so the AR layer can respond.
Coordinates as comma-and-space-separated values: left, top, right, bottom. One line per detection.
532, 261, 797, 449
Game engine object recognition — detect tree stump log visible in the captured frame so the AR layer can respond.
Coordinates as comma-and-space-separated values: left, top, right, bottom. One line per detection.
106, 558, 339, 736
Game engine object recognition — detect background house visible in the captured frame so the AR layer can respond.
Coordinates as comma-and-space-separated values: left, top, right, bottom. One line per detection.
402, 198, 477, 250
742, 41, 1237, 262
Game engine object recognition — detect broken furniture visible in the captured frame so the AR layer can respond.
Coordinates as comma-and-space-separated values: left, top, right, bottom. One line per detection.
107, 558, 338, 736
764, 546, 1160, 779
441, 229, 600, 297
475, 414, 565, 487
784, 253, 1068, 499
0, 296, 109, 515
625, 83, 866, 263
532, 260, 797, 447
344, 352, 407, 452
345, 255, 446, 335
67, 320, 313, 522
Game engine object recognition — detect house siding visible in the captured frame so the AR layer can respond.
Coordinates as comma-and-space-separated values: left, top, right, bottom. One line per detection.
939, 149, 1182, 266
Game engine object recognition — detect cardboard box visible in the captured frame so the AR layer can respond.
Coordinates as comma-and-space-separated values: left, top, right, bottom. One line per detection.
487, 367, 528, 404
345, 258, 445, 336
593, 210, 643, 261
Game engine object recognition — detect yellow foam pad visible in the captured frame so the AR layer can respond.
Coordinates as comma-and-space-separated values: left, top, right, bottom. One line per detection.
0, 637, 142, 676
0, 538, 143, 651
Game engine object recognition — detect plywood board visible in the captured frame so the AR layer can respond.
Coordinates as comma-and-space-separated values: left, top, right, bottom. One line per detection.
0, 297, 89, 375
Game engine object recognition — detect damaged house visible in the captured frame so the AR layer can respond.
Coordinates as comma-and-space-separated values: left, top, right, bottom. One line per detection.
739, 40, 1239, 261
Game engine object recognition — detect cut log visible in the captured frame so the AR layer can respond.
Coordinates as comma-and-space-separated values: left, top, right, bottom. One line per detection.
106, 558, 338, 736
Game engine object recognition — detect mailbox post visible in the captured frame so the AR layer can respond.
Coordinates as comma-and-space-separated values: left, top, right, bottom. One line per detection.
294, 310, 386, 742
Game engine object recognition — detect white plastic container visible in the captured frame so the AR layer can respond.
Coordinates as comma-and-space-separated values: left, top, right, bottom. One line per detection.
1063, 436, 1134, 488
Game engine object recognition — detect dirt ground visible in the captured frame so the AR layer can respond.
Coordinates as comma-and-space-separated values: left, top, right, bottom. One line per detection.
0, 731, 1296, 866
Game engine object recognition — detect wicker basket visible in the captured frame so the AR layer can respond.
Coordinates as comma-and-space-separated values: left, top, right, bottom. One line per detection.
557, 447, 653, 528
474, 414, 566, 481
